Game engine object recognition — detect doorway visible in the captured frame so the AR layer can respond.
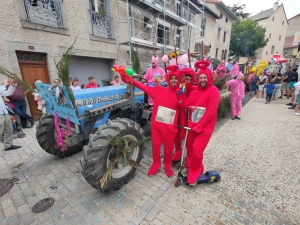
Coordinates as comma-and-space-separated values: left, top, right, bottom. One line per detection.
16, 51, 50, 120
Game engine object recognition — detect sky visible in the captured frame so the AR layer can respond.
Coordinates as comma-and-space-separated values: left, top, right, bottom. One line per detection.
222, 0, 299, 19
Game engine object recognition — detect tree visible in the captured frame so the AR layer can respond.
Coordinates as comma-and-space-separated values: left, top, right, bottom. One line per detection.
229, 19, 269, 58
227, 3, 250, 19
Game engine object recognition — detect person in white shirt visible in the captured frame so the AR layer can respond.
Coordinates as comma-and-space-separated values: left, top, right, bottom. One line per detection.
0, 78, 21, 151
70, 78, 81, 91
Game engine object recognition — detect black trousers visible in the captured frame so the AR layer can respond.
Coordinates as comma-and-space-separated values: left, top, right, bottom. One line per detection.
266, 94, 272, 102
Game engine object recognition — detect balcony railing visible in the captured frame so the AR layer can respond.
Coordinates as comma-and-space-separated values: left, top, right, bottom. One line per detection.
91, 11, 114, 39
23, 0, 64, 28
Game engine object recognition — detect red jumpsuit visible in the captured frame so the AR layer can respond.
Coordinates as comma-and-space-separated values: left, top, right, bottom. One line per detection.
173, 68, 197, 162
119, 66, 181, 177
181, 60, 220, 184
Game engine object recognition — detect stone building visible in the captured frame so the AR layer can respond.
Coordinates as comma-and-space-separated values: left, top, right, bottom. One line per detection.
250, 2, 288, 64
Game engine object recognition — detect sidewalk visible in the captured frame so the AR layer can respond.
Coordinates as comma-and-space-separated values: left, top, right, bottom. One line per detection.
0, 96, 299, 225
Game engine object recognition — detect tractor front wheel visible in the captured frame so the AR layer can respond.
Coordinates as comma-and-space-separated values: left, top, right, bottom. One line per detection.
81, 118, 145, 191
36, 115, 83, 157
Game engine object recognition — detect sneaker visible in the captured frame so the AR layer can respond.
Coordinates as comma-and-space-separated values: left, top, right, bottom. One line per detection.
231, 117, 235, 120
288, 105, 296, 109
29, 119, 35, 127
278, 96, 283, 99
234, 116, 241, 120
4, 145, 21, 151
265, 102, 267, 104
293, 113, 300, 116
286, 103, 293, 106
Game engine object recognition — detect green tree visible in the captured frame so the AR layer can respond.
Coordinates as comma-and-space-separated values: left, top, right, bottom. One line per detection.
227, 3, 250, 19
229, 19, 269, 57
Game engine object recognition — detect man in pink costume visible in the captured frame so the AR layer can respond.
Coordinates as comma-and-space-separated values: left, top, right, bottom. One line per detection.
173, 68, 197, 162
144, 56, 166, 109
120, 65, 181, 177
179, 60, 220, 185
216, 60, 227, 78
229, 61, 239, 78
226, 72, 245, 120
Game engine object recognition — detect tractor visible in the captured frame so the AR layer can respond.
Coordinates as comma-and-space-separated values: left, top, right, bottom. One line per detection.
35, 82, 151, 191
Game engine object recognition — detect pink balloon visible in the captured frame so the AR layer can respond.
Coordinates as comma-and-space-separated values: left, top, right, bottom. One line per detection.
162, 55, 169, 63
170, 58, 177, 65
180, 54, 189, 65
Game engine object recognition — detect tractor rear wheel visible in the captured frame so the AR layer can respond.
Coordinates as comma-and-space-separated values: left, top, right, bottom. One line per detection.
36, 115, 83, 157
81, 118, 144, 191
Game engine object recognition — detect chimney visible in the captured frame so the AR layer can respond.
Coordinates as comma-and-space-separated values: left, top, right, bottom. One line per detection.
273, 1, 278, 11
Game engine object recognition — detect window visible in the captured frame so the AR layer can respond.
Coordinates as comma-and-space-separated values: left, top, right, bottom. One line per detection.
223, 31, 226, 42
266, 51, 268, 55
215, 48, 219, 58
269, 33, 271, 38
276, 51, 278, 54
157, 25, 169, 45
225, 18, 228, 23
217, 28, 221, 40
176, 2, 181, 16
220, 13, 223, 19
224, 49, 227, 60
143, 17, 150, 29
201, 18, 206, 37
272, 17, 274, 21
282, 21, 284, 25
271, 46, 275, 54
176, 29, 181, 49
284, 48, 293, 54
279, 35, 281, 41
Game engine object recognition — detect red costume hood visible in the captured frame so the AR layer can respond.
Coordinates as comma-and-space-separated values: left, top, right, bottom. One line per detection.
179, 68, 195, 90
166, 65, 181, 91
194, 60, 214, 90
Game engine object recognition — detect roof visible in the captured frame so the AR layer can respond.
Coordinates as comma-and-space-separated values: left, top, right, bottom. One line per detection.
288, 13, 300, 21
283, 36, 296, 49
249, 7, 274, 21
202, 0, 238, 21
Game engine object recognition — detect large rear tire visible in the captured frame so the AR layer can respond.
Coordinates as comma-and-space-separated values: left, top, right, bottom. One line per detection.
36, 115, 83, 157
81, 118, 144, 191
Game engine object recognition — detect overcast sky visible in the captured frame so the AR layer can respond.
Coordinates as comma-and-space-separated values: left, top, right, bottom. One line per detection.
222, 0, 299, 19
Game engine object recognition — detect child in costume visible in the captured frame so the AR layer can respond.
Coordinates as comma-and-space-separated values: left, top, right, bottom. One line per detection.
173, 68, 196, 162
120, 65, 181, 177
179, 60, 220, 185
226, 72, 245, 120
265, 79, 275, 104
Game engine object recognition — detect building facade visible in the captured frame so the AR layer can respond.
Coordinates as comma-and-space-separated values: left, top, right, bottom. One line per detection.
250, 2, 288, 65
283, 13, 300, 65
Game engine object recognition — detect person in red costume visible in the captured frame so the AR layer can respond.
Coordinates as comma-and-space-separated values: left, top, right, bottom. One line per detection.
179, 60, 220, 185
172, 68, 197, 162
119, 65, 181, 177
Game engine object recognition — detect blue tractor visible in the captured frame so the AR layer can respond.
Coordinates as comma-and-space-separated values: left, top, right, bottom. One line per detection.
35, 83, 149, 191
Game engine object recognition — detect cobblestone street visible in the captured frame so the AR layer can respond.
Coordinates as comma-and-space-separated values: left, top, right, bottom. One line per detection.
0, 96, 299, 225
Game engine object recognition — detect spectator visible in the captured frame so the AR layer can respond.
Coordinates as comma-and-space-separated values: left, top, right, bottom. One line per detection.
279, 66, 294, 99
111, 76, 121, 85
265, 79, 275, 104
206, 56, 214, 72
215, 60, 227, 79
272, 73, 282, 100
70, 78, 81, 91
257, 72, 268, 98
229, 61, 239, 79
292, 81, 300, 115
7, 82, 34, 128
249, 73, 259, 97
81, 84, 86, 89
85, 76, 99, 88
0, 78, 21, 151
289, 67, 298, 96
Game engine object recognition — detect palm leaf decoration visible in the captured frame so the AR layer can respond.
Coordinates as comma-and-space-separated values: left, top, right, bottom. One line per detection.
54, 38, 77, 109
99, 136, 150, 189
0, 66, 35, 93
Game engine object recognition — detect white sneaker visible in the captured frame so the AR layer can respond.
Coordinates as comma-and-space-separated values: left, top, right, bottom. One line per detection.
293, 113, 300, 116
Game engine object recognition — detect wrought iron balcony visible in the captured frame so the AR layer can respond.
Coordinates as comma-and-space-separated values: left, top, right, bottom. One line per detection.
90, 11, 114, 39
23, 0, 64, 28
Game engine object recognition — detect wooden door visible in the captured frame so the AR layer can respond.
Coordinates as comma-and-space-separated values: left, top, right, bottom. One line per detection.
16, 51, 50, 120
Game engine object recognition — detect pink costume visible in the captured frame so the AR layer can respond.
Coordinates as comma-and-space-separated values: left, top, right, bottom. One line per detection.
144, 56, 166, 106
216, 60, 227, 78
226, 72, 245, 117
229, 63, 239, 78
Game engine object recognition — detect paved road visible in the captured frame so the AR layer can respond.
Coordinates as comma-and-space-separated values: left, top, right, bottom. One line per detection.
0, 94, 299, 225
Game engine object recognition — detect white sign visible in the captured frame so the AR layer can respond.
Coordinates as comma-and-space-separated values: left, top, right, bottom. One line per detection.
293, 32, 300, 45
